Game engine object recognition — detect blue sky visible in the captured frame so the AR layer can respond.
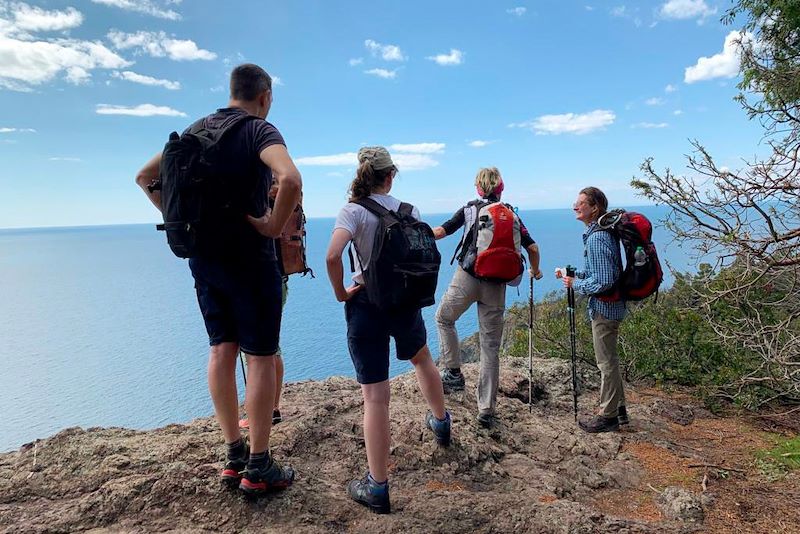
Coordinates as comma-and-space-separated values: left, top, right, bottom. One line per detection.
0, 0, 764, 228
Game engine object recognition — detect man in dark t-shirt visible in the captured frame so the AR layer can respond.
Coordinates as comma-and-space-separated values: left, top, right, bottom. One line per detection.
135, 64, 302, 497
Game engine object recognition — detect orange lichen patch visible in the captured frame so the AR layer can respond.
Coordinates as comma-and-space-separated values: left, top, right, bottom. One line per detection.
703, 477, 800, 534
668, 417, 769, 471
425, 480, 466, 492
538, 494, 558, 503
590, 488, 663, 523
589, 442, 697, 524
622, 442, 698, 488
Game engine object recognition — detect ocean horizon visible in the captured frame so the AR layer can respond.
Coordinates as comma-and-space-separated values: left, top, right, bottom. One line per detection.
0, 206, 693, 452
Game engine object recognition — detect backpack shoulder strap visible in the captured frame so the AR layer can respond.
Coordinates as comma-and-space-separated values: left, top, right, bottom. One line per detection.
188, 113, 259, 145
353, 197, 392, 218
398, 202, 414, 218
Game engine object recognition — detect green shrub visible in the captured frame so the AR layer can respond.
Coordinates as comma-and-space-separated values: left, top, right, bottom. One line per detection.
504, 269, 776, 408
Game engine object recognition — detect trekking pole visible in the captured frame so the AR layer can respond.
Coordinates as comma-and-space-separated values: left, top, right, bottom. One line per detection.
239, 351, 247, 387
566, 265, 579, 421
528, 275, 534, 413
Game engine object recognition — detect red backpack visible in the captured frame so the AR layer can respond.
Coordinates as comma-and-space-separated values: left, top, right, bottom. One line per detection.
597, 209, 663, 301
457, 200, 523, 283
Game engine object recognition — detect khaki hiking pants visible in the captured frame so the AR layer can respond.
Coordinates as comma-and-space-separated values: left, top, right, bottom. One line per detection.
436, 267, 506, 415
591, 314, 626, 418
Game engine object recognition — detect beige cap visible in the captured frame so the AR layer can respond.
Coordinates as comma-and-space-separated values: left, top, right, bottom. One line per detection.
357, 146, 396, 171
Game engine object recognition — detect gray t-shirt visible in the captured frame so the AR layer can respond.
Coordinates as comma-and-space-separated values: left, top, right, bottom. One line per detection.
334, 193, 421, 284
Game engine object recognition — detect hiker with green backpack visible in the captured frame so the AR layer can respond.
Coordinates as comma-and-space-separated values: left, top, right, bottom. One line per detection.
325, 146, 451, 514
434, 167, 542, 428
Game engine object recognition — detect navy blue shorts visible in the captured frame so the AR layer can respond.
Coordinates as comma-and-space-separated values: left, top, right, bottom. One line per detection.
344, 290, 427, 384
189, 257, 282, 356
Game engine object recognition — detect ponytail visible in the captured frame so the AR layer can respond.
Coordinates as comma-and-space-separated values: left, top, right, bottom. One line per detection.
348, 160, 393, 201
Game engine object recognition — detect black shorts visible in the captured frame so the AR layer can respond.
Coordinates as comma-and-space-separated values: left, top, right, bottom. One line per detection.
344, 290, 427, 384
189, 257, 282, 356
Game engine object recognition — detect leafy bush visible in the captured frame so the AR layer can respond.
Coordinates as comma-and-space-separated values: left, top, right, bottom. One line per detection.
503, 266, 787, 408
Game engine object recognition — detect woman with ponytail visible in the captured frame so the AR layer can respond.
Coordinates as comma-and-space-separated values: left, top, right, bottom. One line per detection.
325, 146, 451, 514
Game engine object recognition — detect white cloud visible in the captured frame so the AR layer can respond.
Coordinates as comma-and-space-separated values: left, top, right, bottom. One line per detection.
685, 31, 749, 83
0, 1, 111, 89
510, 109, 616, 135
645, 97, 664, 106
610, 5, 642, 26
0, 34, 131, 90
507, 7, 526, 17
107, 30, 216, 61
468, 140, 497, 148
297, 146, 442, 172
0, 127, 35, 133
48, 156, 82, 162
348, 57, 363, 66
392, 154, 439, 171
426, 48, 463, 66
112, 70, 180, 90
95, 103, 187, 117
272, 76, 283, 86
673, 109, 683, 115
364, 39, 405, 61
90, 0, 180, 20
585, 5, 595, 11
659, 0, 716, 20
665, 83, 677, 93
632, 122, 669, 128
611, 5, 627, 17
389, 143, 445, 154
364, 68, 397, 79
4, 3, 83, 33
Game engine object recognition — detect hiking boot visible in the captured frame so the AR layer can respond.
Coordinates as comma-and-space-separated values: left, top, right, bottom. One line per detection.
220, 444, 249, 489
239, 456, 295, 496
346, 473, 390, 514
440, 368, 465, 393
425, 411, 452, 447
617, 406, 629, 426
476, 412, 495, 428
578, 415, 619, 433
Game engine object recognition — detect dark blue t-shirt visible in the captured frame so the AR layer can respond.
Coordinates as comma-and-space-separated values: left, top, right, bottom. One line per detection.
185, 107, 285, 261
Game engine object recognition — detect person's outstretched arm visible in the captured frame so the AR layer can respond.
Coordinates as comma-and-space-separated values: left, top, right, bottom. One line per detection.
326, 228, 362, 302
526, 243, 542, 279
433, 208, 465, 241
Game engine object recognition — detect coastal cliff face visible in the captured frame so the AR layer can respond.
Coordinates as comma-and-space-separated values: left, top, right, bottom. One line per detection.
1, 357, 797, 533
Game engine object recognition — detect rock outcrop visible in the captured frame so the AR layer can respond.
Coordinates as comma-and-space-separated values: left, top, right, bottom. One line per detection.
0, 356, 731, 533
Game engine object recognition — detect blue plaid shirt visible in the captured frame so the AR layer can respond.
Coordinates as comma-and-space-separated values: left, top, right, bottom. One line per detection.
573, 222, 627, 321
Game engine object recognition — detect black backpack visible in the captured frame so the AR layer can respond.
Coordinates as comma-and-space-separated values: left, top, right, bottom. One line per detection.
155, 113, 258, 258
349, 198, 441, 310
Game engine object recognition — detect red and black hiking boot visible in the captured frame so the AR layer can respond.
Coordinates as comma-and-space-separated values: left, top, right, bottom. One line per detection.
220, 444, 249, 489
239, 456, 295, 497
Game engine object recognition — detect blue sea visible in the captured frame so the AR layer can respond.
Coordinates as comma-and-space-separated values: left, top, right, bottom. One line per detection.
0, 207, 692, 451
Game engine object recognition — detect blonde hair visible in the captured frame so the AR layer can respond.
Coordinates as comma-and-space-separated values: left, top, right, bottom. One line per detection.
475, 167, 502, 196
